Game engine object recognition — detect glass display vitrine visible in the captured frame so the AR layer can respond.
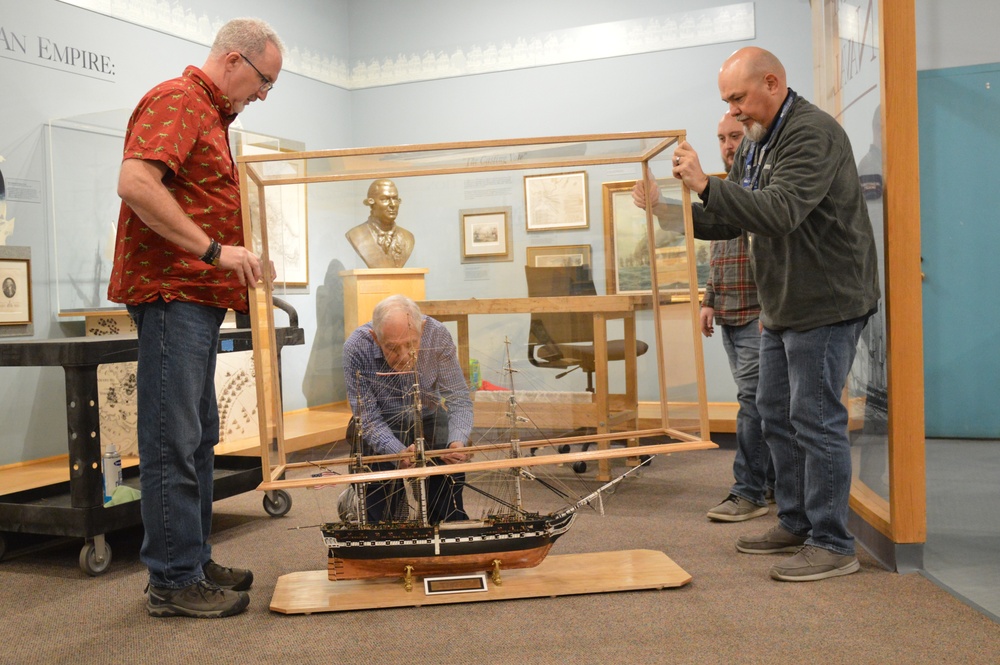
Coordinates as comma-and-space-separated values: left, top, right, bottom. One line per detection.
236, 131, 716, 493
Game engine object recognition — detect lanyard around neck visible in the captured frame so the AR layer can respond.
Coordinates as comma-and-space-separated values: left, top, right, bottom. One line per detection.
741, 89, 797, 191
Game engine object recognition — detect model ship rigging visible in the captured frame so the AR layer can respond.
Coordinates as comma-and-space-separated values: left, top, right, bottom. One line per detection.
320, 339, 651, 586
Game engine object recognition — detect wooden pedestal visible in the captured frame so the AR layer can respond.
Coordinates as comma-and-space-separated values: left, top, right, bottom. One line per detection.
340, 268, 428, 337
270, 549, 690, 614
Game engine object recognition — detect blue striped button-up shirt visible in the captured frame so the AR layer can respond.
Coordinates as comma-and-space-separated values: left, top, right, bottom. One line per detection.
344, 316, 473, 456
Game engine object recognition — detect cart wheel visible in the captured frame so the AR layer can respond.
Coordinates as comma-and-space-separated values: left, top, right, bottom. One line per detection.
558, 445, 571, 454
0, 533, 6, 561
572, 461, 588, 474
263, 490, 292, 517
80, 540, 112, 576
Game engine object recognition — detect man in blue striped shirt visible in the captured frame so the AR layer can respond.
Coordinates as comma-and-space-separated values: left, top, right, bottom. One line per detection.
343, 294, 473, 523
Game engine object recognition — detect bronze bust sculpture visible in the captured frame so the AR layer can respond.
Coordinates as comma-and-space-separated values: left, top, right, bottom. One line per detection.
345, 179, 414, 268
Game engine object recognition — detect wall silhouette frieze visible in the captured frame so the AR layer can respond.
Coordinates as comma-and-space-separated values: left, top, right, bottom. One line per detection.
57, 1, 754, 90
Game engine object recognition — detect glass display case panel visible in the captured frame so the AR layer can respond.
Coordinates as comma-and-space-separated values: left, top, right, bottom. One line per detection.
644, 149, 706, 437
46, 109, 131, 315
815, 1, 892, 514
238, 131, 711, 484
234, 130, 309, 289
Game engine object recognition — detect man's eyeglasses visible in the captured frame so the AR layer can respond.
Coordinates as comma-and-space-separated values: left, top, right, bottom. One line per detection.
240, 53, 274, 93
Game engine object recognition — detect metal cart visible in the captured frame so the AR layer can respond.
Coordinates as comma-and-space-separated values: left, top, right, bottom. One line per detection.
0, 321, 302, 575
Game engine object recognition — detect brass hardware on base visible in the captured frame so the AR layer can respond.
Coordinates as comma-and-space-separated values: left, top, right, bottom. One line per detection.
403, 565, 414, 592
491, 559, 503, 586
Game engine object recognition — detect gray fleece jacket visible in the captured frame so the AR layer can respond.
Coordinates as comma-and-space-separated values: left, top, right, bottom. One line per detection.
690, 94, 880, 332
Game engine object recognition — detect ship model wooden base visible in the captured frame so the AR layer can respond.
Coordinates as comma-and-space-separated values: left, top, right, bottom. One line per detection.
272, 549, 692, 614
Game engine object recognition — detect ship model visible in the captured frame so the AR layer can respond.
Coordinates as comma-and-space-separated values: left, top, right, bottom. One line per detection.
321, 339, 648, 586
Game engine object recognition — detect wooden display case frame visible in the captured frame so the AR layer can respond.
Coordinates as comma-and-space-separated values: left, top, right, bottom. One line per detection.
236, 130, 715, 497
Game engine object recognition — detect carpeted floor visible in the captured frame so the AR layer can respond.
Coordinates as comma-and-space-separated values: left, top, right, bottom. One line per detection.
1, 445, 998, 665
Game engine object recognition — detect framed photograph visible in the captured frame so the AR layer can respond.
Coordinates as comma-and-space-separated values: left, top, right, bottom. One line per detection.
460, 207, 513, 264
524, 171, 589, 231
236, 132, 309, 287
525, 244, 592, 268
601, 178, 710, 295
0, 257, 32, 325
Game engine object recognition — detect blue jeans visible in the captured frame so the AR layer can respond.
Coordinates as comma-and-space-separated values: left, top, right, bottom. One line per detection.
721, 321, 774, 505
757, 318, 866, 555
360, 409, 468, 525
128, 299, 227, 588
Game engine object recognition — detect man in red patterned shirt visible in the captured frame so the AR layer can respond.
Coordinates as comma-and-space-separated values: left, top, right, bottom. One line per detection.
108, 17, 283, 618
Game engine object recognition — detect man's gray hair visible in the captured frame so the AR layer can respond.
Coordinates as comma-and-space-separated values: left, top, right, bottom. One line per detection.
372, 295, 424, 338
211, 17, 285, 58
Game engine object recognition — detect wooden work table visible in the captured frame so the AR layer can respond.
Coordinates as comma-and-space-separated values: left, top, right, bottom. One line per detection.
418, 294, 651, 316
417, 293, 663, 378
417, 295, 651, 481
418, 294, 648, 385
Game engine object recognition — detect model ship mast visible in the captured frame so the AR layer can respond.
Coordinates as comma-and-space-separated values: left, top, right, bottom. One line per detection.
501, 337, 525, 513
347, 373, 369, 526
407, 372, 429, 526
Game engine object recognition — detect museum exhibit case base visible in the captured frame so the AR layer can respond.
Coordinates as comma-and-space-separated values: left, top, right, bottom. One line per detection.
270, 548, 691, 614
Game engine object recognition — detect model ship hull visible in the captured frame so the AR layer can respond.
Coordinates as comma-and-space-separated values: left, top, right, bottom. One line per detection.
323, 511, 576, 581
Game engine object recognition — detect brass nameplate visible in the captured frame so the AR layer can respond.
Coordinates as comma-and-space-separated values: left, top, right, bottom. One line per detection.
423, 573, 488, 595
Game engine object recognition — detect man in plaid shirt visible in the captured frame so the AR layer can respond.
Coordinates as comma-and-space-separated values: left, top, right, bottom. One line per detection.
701, 114, 776, 522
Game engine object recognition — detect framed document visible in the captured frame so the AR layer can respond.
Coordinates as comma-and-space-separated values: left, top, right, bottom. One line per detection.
524, 171, 589, 231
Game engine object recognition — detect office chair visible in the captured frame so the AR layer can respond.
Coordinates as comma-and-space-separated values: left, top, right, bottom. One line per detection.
525, 265, 648, 392
524, 265, 649, 472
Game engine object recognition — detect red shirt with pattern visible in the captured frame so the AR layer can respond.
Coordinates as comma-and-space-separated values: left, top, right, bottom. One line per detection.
107, 66, 250, 312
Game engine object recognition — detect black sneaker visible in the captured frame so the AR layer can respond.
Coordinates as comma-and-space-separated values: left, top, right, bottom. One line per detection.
146, 579, 249, 618
204, 559, 254, 591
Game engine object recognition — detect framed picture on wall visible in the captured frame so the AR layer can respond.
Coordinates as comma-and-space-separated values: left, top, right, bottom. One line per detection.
460, 206, 513, 264
0, 257, 32, 325
601, 178, 711, 295
524, 171, 589, 231
525, 244, 592, 268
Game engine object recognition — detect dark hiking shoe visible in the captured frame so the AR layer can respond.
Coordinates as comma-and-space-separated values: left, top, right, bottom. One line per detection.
146, 579, 249, 618
204, 559, 254, 591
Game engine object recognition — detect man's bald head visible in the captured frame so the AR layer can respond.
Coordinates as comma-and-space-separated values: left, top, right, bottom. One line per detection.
718, 47, 789, 142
